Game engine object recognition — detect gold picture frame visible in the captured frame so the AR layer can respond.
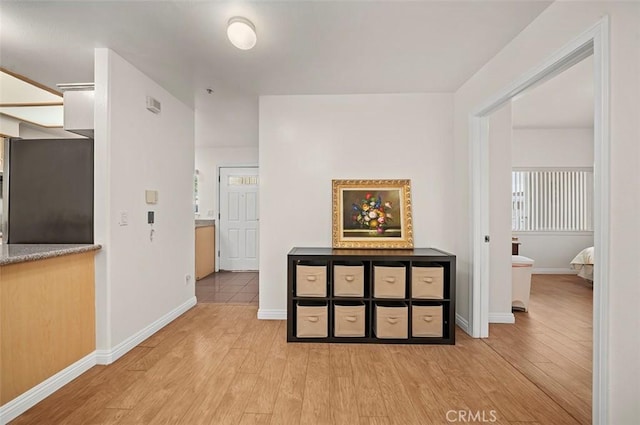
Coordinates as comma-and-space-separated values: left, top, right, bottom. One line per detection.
332, 179, 413, 249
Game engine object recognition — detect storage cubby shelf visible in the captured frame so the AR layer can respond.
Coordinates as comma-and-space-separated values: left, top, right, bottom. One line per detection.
287, 247, 456, 345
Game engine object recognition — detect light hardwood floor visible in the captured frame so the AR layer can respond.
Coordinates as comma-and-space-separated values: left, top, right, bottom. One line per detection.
485, 274, 592, 425
10, 275, 592, 425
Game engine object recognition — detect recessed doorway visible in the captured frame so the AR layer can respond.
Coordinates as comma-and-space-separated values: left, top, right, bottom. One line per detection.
218, 166, 259, 271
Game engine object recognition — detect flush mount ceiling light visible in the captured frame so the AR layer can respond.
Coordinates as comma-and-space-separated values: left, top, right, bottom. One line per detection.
227, 17, 257, 50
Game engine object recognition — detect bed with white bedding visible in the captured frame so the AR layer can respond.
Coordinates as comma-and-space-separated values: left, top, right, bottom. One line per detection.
571, 246, 594, 281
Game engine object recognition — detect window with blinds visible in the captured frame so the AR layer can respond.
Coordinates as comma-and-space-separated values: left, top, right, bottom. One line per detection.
512, 168, 593, 232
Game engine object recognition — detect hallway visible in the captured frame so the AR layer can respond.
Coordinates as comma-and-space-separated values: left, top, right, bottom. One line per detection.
195, 271, 258, 304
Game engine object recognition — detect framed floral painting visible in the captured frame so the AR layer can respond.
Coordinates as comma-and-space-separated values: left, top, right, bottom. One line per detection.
332, 179, 413, 249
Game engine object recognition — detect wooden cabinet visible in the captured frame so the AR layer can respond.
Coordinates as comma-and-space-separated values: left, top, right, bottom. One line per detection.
1, 251, 96, 405
287, 247, 456, 344
195, 225, 215, 280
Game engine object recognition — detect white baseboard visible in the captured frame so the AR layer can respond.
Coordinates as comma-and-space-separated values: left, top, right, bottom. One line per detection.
489, 312, 516, 324
95, 296, 197, 365
0, 352, 97, 425
257, 309, 287, 320
0, 297, 198, 423
533, 268, 578, 275
455, 313, 470, 334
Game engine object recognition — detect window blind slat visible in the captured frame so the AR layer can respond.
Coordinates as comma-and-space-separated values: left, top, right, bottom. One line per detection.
512, 169, 593, 232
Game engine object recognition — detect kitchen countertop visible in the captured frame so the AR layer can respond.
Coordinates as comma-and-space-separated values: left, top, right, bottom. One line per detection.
195, 219, 216, 228
0, 244, 102, 266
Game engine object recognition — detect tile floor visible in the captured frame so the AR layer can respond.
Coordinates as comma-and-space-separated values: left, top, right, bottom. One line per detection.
195, 271, 258, 304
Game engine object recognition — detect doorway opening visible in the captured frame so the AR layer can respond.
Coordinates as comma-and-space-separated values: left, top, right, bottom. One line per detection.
482, 53, 595, 424
195, 165, 259, 305
468, 17, 609, 423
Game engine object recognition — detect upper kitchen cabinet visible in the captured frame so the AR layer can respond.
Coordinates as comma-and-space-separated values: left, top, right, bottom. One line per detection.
59, 84, 94, 138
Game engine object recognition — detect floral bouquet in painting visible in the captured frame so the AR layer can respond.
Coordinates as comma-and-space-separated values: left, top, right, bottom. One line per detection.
351, 193, 394, 234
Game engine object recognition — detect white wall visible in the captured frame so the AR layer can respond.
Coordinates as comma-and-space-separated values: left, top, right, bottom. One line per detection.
488, 104, 514, 322
516, 232, 595, 273
94, 48, 195, 353
195, 90, 258, 148
512, 128, 593, 168
259, 93, 454, 316
194, 146, 258, 219
513, 127, 594, 272
453, 2, 640, 422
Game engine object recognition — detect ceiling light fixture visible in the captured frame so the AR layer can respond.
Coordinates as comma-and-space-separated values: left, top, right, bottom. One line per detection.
227, 17, 257, 50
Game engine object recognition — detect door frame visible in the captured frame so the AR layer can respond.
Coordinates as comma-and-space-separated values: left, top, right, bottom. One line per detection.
216, 164, 259, 272
468, 17, 609, 423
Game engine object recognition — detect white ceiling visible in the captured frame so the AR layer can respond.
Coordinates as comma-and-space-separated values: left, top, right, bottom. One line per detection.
0, 1, 552, 107
512, 55, 594, 129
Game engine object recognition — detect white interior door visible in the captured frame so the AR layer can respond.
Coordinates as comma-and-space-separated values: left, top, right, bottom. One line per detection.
219, 167, 259, 271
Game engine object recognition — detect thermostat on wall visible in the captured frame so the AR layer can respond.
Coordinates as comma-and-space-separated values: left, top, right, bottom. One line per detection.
145, 190, 158, 204
146, 96, 161, 114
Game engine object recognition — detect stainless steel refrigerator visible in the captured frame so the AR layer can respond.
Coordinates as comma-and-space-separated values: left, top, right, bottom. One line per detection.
2, 137, 93, 244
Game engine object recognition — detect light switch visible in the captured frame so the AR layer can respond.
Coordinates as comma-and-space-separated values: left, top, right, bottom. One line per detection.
145, 190, 158, 204
119, 211, 128, 226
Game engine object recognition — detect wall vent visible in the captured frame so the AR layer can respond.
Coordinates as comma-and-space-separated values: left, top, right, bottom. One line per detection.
146, 96, 161, 114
